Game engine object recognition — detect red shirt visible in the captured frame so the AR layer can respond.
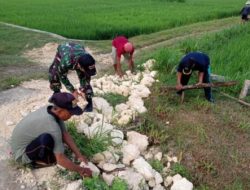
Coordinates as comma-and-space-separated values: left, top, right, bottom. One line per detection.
112, 36, 134, 58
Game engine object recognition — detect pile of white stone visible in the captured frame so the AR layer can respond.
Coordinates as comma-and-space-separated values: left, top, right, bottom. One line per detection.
63, 130, 193, 190
70, 59, 193, 190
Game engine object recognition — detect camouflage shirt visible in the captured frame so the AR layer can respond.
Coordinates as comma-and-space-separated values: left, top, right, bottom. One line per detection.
51, 42, 90, 92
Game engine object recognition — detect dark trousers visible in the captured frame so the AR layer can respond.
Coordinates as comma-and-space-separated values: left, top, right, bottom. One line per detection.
179, 69, 212, 101
25, 133, 56, 165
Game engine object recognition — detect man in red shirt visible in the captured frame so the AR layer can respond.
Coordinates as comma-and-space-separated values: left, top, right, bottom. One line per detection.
112, 36, 135, 77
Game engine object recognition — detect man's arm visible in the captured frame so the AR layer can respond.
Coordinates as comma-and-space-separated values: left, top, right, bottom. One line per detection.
176, 72, 183, 90
62, 131, 88, 164
55, 153, 92, 177
128, 53, 135, 73
197, 72, 204, 84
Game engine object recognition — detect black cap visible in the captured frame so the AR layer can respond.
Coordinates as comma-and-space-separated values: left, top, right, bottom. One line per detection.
49, 92, 83, 115
78, 54, 96, 76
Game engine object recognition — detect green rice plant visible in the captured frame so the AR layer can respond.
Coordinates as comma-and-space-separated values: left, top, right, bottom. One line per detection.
66, 121, 111, 158
149, 159, 164, 173
171, 162, 192, 180
100, 93, 128, 107
110, 178, 128, 190
0, 0, 243, 40
83, 176, 109, 190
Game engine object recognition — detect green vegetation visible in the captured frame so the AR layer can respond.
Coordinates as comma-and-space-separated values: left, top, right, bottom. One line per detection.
0, 0, 243, 39
100, 93, 128, 107
171, 162, 192, 180
83, 176, 109, 190
149, 159, 164, 173
110, 178, 128, 190
66, 121, 111, 158
58, 169, 82, 181
83, 176, 128, 190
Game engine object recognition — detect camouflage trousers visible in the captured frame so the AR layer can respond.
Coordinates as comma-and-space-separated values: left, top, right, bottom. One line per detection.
49, 57, 61, 93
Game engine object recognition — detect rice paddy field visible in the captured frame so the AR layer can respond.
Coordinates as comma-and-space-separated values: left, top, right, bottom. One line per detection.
0, 0, 244, 40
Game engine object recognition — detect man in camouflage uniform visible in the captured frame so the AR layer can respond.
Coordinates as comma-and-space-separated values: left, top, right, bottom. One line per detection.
49, 42, 96, 112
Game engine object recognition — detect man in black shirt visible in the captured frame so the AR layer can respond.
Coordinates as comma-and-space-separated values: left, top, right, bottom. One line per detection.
176, 52, 214, 102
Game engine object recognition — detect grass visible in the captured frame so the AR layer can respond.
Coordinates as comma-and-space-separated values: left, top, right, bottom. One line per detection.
0, 23, 63, 90
99, 93, 128, 107
171, 162, 192, 180
138, 25, 250, 187
66, 121, 111, 158
0, 0, 243, 40
149, 159, 164, 173
151, 23, 250, 96
83, 176, 128, 190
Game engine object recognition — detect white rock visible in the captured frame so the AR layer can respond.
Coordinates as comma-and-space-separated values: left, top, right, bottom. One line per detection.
118, 114, 132, 125
66, 180, 82, 190
6, 121, 14, 126
102, 163, 118, 172
115, 103, 129, 113
84, 122, 114, 138
140, 76, 155, 87
127, 131, 149, 152
153, 185, 165, 190
172, 156, 178, 163
170, 178, 193, 190
130, 85, 151, 98
154, 152, 163, 161
20, 185, 25, 189
143, 59, 155, 70
122, 144, 140, 165
164, 176, 173, 188
110, 129, 124, 145
92, 151, 119, 164
92, 97, 113, 121
76, 122, 88, 133
132, 157, 155, 181
154, 171, 163, 185
102, 173, 115, 186
148, 179, 156, 187
118, 169, 147, 190
80, 162, 100, 176
150, 71, 157, 78
172, 174, 183, 183
144, 152, 153, 160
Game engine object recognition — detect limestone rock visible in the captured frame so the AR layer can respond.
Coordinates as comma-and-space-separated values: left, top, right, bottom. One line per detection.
170, 178, 193, 190
66, 180, 82, 190
154, 152, 162, 161
92, 151, 119, 164
122, 144, 140, 165
80, 162, 100, 176
102, 173, 115, 186
153, 185, 165, 190
127, 131, 149, 152
118, 169, 147, 190
164, 176, 173, 188
132, 157, 155, 181
110, 129, 124, 145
